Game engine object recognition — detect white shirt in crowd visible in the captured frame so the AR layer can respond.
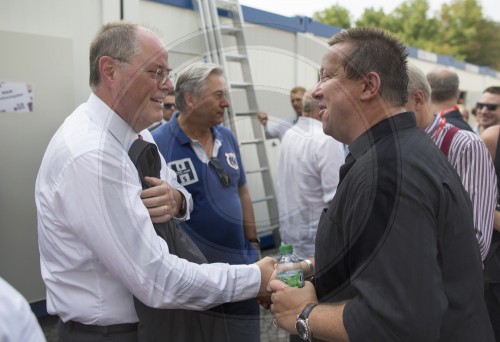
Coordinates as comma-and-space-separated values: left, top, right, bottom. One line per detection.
0, 277, 46, 342
277, 116, 345, 259
264, 114, 298, 141
35, 93, 261, 325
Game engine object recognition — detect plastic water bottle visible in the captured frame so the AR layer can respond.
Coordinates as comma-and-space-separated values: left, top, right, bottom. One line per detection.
276, 244, 304, 288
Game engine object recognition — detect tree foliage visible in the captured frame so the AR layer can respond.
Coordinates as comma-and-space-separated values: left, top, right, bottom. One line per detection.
312, 0, 500, 70
312, 4, 352, 28
356, 7, 394, 30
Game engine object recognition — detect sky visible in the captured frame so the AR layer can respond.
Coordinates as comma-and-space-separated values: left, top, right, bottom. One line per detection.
239, 0, 500, 23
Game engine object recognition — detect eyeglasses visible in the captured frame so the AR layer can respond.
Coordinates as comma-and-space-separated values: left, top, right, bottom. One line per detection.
163, 103, 176, 110
209, 158, 231, 187
113, 57, 176, 86
477, 102, 499, 111
152, 68, 177, 86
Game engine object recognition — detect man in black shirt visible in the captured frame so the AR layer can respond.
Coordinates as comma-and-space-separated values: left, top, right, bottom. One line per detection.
268, 27, 494, 342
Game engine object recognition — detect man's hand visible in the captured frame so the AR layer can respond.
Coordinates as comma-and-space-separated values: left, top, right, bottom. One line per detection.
268, 280, 318, 334
255, 256, 277, 308
257, 112, 268, 125
141, 176, 182, 223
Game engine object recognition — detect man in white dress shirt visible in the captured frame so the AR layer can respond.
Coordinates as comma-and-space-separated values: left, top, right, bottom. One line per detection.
35, 21, 275, 342
277, 90, 344, 259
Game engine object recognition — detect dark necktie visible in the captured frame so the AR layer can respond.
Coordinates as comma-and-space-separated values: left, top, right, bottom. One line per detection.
339, 153, 355, 185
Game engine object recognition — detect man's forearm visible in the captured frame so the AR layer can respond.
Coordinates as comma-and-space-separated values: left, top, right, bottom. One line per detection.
239, 186, 259, 247
308, 303, 349, 342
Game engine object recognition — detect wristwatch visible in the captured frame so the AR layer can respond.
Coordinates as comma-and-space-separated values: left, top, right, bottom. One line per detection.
177, 194, 187, 217
295, 303, 318, 341
247, 237, 260, 244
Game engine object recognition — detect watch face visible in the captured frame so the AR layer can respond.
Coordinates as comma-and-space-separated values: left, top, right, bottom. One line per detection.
295, 319, 309, 340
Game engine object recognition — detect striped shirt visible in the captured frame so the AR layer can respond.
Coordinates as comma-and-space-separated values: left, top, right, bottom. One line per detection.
425, 114, 497, 260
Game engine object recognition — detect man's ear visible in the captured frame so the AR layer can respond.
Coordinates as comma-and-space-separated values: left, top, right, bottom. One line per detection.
360, 71, 381, 101
184, 92, 196, 109
412, 90, 426, 112
99, 56, 119, 86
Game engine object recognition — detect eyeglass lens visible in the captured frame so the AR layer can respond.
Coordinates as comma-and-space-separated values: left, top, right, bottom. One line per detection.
163, 103, 176, 109
477, 102, 498, 111
156, 69, 176, 86
209, 158, 231, 187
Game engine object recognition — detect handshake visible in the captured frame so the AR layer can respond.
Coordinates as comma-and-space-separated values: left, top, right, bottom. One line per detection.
254, 256, 320, 337
254, 256, 316, 308
254, 256, 276, 307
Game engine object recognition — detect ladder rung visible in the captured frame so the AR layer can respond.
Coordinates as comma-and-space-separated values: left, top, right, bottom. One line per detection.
229, 82, 252, 89
225, 53, 247, 62
240, 138, 264, 145
234, 111, 258, 116
259, 223, 279, 231
246, 167, 270, 174
220, 25, 241, 35
257, 223, 280, 231
216, 0, 238, 11
252, 195, 275, 204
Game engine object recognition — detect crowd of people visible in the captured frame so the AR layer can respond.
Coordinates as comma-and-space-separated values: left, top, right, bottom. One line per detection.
4, 19, 500, 342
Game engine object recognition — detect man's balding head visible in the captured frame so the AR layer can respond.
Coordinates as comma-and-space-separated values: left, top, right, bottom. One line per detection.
426, 68, 460, 103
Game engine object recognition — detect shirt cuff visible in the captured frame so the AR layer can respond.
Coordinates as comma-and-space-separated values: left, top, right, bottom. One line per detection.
173, 189, 192, 222
231, 264, 261, 300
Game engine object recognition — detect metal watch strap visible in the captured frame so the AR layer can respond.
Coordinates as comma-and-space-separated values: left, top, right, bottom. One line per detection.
303, 259, 315, 273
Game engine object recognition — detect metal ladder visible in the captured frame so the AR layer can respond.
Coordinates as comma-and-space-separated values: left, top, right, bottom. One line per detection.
194, 0, 279, 237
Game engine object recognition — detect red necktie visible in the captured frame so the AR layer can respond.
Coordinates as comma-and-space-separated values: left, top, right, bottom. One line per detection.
138, 134, 143, 140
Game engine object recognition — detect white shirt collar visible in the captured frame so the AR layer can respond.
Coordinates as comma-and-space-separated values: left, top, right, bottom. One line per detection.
87, 93, 138, 151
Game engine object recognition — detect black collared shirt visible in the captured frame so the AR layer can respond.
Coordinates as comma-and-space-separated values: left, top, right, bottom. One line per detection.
314, 112, 493, 341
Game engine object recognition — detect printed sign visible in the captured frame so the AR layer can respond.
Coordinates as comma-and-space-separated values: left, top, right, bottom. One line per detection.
0, 82, 33, 112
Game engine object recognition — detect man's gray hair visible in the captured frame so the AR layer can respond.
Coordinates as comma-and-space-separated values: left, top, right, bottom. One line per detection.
89, 21, 141, 88
175, 63, 225, 112
408, 64, 431, 101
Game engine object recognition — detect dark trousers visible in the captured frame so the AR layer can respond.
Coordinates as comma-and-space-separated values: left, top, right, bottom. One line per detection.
223, 298, 260, 342
58, 320, 138, 342
486, 283, 500, 342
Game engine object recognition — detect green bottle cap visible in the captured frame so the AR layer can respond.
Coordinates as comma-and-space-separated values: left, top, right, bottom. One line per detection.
279, 244, 293, 255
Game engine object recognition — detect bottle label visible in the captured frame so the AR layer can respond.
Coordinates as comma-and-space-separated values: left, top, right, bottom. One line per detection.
277, 270, 304, 288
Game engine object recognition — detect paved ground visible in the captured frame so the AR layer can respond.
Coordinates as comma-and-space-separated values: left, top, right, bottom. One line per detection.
39, 248, 291, 342
260, 305, 290, 342
38, 315, 57, 342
